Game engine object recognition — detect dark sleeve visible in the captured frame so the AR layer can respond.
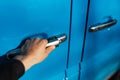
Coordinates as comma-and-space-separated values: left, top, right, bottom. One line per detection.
0, 59, 25, 80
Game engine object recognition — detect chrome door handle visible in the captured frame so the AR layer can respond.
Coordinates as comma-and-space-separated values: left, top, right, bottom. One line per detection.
89, 19, 117, 32
46, 34, 67, 47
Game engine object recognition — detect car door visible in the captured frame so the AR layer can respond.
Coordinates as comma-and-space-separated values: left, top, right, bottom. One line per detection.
0, 0, 70, 80
81, 0, 120, 80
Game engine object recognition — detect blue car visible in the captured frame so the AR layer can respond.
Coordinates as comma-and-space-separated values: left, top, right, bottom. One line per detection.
0, 0, 120, 80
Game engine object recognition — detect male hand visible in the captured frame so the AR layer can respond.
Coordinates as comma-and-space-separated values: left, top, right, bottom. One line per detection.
14, 38, 55, 71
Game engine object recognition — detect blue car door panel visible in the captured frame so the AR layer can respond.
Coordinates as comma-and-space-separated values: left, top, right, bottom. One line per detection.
81, 0, 120, 80
0, 0, 70, 80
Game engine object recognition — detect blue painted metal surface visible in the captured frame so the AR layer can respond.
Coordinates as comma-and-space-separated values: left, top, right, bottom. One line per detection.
81, 0, 120, 80
1, 0, 120, 80
0, 0, 71, 80
66, 65, 79, 80
68, 0, 88, 67
66, 0, 88, 79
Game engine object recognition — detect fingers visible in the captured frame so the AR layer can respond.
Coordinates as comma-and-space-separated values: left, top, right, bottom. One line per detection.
21, 38, 54, 56
33, 38, 41, 44
38, 39, 48, 48
45, 46, 55, 55
18, 38, 56, 67
31, 38, 47, 47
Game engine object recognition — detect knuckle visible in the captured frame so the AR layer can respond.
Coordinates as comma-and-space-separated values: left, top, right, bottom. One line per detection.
26, 39, 30, 43
42, 39, 48, 43
36, 37, 40, 41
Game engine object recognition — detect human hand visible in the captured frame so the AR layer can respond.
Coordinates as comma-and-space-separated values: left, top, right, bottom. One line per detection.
14, 38, 55, 71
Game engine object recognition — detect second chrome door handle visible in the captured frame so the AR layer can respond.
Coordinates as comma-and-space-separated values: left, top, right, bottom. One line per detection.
89, 18, 117, 32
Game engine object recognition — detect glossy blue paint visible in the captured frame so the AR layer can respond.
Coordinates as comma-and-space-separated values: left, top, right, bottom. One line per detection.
1, 0, 120, 80
81, 0, 120, 80
0, 0, 70, 80
67, 0, 88, 79
68, 0, 88, 67
66, 65, 79, 80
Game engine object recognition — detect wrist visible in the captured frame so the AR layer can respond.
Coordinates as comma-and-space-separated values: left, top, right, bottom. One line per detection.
13, 55, 35, 71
